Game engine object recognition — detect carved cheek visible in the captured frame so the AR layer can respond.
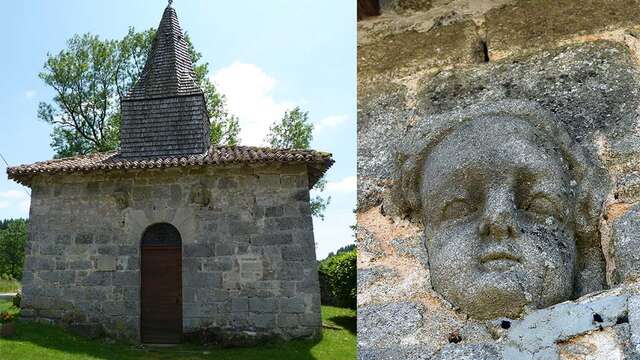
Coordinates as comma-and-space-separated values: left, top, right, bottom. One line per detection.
428, 218, 482, 271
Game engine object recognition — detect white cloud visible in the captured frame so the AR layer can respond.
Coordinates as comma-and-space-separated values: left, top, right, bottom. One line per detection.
0, 190, 30, 214
314, 115, 348, 133
325, 176, 357, 193
211, 62, 294, 146
24, 90, 36, 99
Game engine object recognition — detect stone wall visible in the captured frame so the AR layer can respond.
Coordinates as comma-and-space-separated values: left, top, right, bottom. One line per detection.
20, 164, 321, 342
358, 1, 640, 358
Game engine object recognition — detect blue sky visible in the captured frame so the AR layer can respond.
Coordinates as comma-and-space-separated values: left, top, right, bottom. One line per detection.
0, 0, 356, 259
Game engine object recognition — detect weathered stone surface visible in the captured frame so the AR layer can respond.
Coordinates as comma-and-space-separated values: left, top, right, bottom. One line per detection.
20, 165, 320, 342
358, 302, 424, 348
610, 203, 640, 284
358, 20, 484, 79
486, 0, 640, 59
504, 291, 628, 359
433, 344, 501, 360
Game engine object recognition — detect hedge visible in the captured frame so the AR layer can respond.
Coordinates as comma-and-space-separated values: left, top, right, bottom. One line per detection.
318, 249, 356, 309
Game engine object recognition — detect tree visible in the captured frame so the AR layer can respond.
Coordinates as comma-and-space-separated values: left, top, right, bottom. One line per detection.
266, 107, 331, 219
266, 107, 313, 149
38, 27, 239, 158
0, 219, 28, 280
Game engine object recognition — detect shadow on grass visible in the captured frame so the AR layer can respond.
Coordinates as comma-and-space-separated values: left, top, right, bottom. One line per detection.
327, 315, 357, 335
2, 320, 325, 360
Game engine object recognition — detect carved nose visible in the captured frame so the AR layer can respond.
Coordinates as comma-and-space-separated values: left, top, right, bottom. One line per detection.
479, 186, 516, 240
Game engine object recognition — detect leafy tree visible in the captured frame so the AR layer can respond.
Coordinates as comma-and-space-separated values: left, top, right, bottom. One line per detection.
266, 107, 313, 149
326, 244, 356, 258
0, 219, 28, 280
266, 107, 330, 219
38, 27, 239, 158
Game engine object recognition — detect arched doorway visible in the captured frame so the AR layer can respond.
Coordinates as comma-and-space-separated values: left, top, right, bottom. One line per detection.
140, 223, 182, 343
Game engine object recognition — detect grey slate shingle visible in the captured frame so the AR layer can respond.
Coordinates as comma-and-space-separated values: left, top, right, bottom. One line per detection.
119, 3, 210, 158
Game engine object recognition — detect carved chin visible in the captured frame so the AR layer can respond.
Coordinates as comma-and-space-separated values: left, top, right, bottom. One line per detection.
446, 271, 529, 320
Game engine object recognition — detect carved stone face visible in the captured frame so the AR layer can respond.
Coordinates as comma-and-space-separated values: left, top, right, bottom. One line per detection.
422, 115, 576, 319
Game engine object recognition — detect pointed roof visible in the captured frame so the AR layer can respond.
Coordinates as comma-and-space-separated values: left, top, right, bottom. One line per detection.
118, 2, 210, 159
125, 3, 202, 100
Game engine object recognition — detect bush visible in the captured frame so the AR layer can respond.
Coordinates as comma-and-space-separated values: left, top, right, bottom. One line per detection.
318, 249, 356, 309
0, 274, 21, 293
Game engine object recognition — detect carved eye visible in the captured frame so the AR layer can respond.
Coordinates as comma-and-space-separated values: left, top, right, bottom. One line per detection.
525, 195, 557, 217
442, 199, 476, 221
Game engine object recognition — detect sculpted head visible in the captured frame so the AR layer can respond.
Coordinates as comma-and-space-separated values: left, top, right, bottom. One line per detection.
392, 101, 600, 319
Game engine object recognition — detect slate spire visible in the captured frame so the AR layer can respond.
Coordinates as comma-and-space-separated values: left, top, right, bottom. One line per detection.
119, 2, 210, 159
126, 2, 201, 99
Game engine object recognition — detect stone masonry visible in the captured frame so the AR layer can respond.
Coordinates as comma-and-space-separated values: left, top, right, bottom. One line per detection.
19, 164, 322, 341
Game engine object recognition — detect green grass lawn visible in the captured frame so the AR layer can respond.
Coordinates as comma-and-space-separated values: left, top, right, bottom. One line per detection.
0, 278, 20, 293
0, 300, 356, 360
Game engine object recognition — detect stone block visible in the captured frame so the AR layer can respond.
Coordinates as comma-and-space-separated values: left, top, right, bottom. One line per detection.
37, 257, 55, 270
118, 245, 137, 256
280, 297, 306, 314
127, 256, 140, 270
279, 262, 304, 281
281, 245, 304, 261
265, 205, 284, 218
20, 309, 37, 318
113, 271, 138, 287
302, 312, 322, 327
230, 221, 257, 236
75, 233, 93, 245
97, 246, 117, 256
184, 243, 214, 257
96, 256, 116, 271
215, 243, 235, 256
40, 244, 64, 256
80, 272, 112, 286
249, 298, 277, 313
203, 257, 233, 272
102, 301, 127, 316
218, 176, 238, 189
278, 313, 300, 328
486, 1, 640, 58
258, 175, 280, 188
293, 190, 310, 202
251, 233, 292, 246
253, 313, 276, 329
232, 297, 249, 312
39, 308, 64, 319
38, 270, 75, 284
68, 259, 92, 270
184, 272, 222, 288
280, 175, 306, 188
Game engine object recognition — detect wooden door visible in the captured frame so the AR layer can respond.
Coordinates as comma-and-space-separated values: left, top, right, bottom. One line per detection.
140, 224, 182, 343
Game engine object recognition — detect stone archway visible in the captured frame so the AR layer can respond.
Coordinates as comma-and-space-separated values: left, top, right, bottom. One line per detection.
140, 223, 182, 343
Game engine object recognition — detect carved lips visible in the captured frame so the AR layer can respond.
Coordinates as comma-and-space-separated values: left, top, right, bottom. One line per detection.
479, 249, 521, 272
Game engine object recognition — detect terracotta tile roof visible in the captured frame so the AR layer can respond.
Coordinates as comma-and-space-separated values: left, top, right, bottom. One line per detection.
7, 146, 334, 188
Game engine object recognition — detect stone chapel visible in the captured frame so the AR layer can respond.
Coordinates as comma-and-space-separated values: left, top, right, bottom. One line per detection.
7, 3, 332, 344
